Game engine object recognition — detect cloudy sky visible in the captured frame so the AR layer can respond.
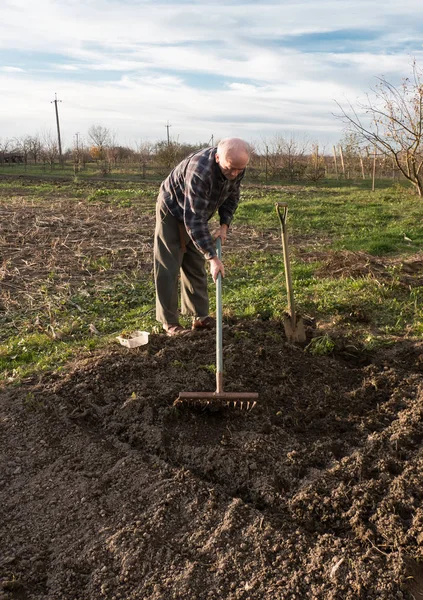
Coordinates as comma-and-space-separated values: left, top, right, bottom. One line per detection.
1, 0, 422, 150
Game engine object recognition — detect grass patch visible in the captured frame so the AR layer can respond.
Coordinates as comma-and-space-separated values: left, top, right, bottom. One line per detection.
236, 186, 423, 254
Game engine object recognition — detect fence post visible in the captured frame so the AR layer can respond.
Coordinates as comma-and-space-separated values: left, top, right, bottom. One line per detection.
339, 146, 346, 178
333, 146, 338, 179
359, 154, 365, 179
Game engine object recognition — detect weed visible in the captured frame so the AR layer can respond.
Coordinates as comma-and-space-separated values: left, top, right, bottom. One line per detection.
199, 364, 217, 374
363, 335, 395, 351
171, 360, 186, 369
306, 334, 336, 356
22, 391, 46, 411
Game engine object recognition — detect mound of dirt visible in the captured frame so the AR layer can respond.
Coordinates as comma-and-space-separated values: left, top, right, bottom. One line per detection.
2, 320, 423, 599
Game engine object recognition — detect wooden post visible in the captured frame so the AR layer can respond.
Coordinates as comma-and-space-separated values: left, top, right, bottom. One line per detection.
372, 148, 377, 192
333, 145, 338, 179
265, 145, 268, 184
315, 145, 319, 178
339, 146, 346, 178
359, 154, 365, 179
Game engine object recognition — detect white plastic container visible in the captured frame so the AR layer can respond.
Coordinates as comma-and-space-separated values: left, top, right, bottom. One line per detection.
116, 330, 149, 348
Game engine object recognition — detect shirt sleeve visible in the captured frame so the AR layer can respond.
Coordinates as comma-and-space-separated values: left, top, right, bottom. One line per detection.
183, 169, 217, 260
218, 170, 245, 227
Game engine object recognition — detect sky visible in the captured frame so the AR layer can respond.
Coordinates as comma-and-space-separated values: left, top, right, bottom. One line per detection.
1, 0, 422, 151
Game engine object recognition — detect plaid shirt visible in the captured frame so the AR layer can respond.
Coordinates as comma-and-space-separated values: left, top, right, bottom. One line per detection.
157, 146, 245, 259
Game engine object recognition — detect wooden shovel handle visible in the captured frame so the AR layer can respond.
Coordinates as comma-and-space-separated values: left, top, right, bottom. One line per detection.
275, 202, 295, 317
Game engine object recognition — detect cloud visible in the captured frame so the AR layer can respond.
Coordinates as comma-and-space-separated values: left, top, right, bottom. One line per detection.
0, 66, 24, 72
51, 64, 80, 71
0, 0, 422, 146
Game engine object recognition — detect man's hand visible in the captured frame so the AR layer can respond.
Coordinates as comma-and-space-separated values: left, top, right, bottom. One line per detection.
209, 256, 225, 282
212, 224, 229, 245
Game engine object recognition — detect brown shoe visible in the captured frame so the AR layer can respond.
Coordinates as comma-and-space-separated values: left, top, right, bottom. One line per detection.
163, 324, 191, 337
192, 316, 216, 331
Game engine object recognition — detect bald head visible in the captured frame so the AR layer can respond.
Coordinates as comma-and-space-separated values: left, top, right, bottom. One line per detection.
215, 138, 250, 180
217, 138, 251, 159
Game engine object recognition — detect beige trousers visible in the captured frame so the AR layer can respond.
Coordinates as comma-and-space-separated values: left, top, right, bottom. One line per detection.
154, 202, 209, 325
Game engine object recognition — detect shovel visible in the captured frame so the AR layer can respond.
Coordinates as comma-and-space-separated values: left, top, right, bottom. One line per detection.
275, 202, 306, 344
175, 237, 258, 409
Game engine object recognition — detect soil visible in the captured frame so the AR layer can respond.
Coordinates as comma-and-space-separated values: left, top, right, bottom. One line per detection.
2, 323, 423, 599
2, 190, 423, 599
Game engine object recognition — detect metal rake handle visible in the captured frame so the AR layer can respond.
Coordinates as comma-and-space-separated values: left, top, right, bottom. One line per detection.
215, 237, 223, 393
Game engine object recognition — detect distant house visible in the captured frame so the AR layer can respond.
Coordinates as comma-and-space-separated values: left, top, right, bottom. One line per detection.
1, 153, 24, 164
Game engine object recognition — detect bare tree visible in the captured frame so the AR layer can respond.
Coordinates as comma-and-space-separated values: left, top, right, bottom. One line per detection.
88, 125, 111, 159
28, 135, 42, 164
133, 140, 154, 178
154, 140, 202, 173
336, 61, 423, 196
337, 132, 364, 179
266, 135, 308, 181
14, 136, 33, 167
305, 144, 326, 181
0, 137, 11, 165
135, 140, 154, 162
41, 132, 59, 169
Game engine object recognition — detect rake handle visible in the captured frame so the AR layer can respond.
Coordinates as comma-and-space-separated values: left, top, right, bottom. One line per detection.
216, 237, 223, 393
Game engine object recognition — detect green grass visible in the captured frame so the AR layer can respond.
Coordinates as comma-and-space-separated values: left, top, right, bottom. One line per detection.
0, 278, 158, 381
0, 162, 167, 182
236, 185, 422, 254
216, 250, 423, 336
1, 177, 423, 383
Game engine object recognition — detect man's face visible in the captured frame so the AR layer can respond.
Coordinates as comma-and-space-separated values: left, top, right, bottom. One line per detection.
216, 150, 249, 180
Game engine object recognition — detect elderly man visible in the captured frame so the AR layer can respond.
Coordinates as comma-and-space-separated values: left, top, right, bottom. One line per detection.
154, 137, 250, 336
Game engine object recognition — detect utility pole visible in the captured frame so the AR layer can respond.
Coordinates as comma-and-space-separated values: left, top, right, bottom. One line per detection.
74, 132, 80, 174
51, 93, 63, 166
165, 121, 171, 146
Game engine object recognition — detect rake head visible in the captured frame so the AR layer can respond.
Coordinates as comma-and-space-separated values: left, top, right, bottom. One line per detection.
174, 391, 258, 411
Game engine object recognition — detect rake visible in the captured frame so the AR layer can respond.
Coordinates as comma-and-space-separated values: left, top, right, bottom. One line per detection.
174, 237, 258, 410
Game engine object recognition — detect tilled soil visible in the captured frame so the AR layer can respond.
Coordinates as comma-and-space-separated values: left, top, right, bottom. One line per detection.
2, 321, 423, 599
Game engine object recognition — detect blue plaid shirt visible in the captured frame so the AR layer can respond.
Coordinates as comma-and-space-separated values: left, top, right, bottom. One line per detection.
157, 146, 245, 259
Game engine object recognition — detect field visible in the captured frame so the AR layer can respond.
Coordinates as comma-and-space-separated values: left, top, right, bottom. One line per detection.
1, 177, 423, 599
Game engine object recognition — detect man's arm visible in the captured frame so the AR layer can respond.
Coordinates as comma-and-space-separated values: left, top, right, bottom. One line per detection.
182, 171, 217, 259
218, 171, 244, 228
